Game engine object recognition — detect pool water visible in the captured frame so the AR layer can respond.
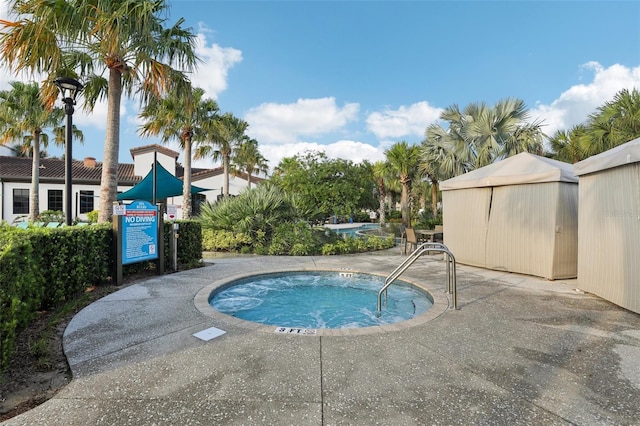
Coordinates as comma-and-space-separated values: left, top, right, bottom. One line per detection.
209, 271, 433, 329
333, 223, 380, 238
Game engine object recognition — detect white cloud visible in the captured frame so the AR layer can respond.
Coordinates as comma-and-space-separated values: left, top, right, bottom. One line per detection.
366, 101, 442, 140
192, 140, 385, 173
530, 62, 640, 137
260, 140, 385, 170
191, 24, 243, 100
245, 97, 360, 144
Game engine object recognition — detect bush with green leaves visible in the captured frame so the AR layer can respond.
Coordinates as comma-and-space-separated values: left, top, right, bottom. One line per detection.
202, 229, 252, 252
268, 222, 321, 255
415, 209, 443, 230
199, 184, 304, 249
199, 184, 396, 256
321, 234, 395, 255
37, 210, 64, 223
0, 228, 44, 371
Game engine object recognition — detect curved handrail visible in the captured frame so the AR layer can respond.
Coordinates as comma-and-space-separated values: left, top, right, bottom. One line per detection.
377, 242, 457, 315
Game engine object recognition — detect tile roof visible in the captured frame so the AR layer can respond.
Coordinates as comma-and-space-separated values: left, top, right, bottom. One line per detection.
130, 144, 180, 160
0, 156, 140, 185
1, 154, 264, 186
178, 164, 264, 184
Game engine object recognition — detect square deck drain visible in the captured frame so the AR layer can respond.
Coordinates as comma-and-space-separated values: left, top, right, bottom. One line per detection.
193, 326, 226, 341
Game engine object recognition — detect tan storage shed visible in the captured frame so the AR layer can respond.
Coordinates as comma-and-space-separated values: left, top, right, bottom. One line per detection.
574, 138, 640, 314
440, 152, 578, 280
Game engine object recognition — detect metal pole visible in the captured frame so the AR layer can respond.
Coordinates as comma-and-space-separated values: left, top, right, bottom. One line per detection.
64, 99, 74, 226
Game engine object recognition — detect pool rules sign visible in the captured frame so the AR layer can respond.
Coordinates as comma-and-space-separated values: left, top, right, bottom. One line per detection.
113, 200, 164, 284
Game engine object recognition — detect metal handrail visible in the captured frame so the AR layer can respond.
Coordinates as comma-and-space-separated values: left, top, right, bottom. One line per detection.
377, 242, 458, 315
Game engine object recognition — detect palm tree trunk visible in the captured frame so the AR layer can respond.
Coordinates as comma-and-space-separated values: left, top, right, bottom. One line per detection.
401, 181, 410, 227
182, 137, 192, 219
223, 153, 229, 196
247, 171, 252, 189
378, 180, 386, 226
29, 132, 40, 222
98, 68, 123, 223
431, 180, 439, 216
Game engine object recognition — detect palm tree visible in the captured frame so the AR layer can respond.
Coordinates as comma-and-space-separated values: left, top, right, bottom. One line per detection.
547, 125, 590, 163
587, 88, 640, 154
231, 137, 269, 189
419, 124, 468, 216
0, 81, 83, 221
0, 0, 199, 223
384, 141, 421, 227
195, 113, 248, 196
139, 86, 219, 219
372, 161, 391, 226
434, 99, 544, 172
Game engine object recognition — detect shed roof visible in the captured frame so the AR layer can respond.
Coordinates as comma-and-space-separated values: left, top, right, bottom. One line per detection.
574, 137, 640, 177
440, 152, 577, 191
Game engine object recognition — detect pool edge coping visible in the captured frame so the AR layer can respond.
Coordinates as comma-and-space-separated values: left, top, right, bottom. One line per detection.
193, 268, 451, 337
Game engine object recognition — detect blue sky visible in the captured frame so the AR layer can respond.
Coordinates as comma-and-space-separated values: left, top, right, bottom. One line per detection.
1, 1, 639, 173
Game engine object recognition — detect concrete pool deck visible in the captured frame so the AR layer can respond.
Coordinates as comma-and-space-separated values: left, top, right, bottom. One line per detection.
4, 249, 640, 425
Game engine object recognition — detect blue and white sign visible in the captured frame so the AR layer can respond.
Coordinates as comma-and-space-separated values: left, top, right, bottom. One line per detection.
122, 200, 159, 265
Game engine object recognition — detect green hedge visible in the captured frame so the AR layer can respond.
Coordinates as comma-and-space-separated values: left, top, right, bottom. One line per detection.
0, 230, 43, 370
164, 220, 202, 267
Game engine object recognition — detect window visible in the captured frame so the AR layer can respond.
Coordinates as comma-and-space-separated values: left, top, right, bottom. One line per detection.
79, 190, 94, 214
48, 189, 63, 212
13, 189, 29, 214
192, 193, 206, 216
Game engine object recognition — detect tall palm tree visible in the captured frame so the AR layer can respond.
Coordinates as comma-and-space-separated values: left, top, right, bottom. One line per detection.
587, 88, 640, 154
196, 113, 248, 196
419, 124, 468, 216
384, 141, 421, 227
547, 125, 590, 163
372, 161, 392, 226
0, 0, 199, 223
427, 98, 544, 176
463, 98, 541, 168
231, 137, 269, 189
0, 81, 83, 221
139, 86, 219, 219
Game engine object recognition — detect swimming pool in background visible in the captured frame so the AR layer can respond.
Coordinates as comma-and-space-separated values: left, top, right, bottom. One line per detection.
332, 223, 381, 238
208, 271, 433, 329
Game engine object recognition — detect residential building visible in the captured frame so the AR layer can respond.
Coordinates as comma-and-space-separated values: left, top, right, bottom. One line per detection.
0, 144, 262, 224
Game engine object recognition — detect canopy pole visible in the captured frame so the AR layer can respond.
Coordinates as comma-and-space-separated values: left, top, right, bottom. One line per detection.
152, 151, 157, 205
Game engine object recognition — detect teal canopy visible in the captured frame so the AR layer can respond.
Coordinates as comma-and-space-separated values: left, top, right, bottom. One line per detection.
117, 161, 209, 201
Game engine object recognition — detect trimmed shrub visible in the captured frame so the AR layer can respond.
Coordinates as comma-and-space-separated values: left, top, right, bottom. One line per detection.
0, 229, 43, 370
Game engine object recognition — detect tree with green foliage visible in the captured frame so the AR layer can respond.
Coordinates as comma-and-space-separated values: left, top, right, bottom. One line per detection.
0, 0, 199, 223
270, 151, 376, 224
196, 113, 248, 197
432, 98, 544, 173
199, 184, 303, 249
547, 125, 590, 163
139, 86, 219, 219
372, 161, 391, 225
231, 137, 269, 189
0, 81, 83, 221
384, 142, 421, 227
547, 88, 640, 162
587, 88, 640, 154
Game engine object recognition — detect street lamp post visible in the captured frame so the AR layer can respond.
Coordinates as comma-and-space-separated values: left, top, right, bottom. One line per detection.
54, 77, 83, 226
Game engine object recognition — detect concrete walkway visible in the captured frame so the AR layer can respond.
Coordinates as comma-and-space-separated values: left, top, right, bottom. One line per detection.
4, 250, 640, 425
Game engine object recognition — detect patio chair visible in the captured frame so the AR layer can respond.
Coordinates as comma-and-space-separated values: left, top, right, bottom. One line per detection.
434, 225, 443, 242
404, 227, 418, 255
